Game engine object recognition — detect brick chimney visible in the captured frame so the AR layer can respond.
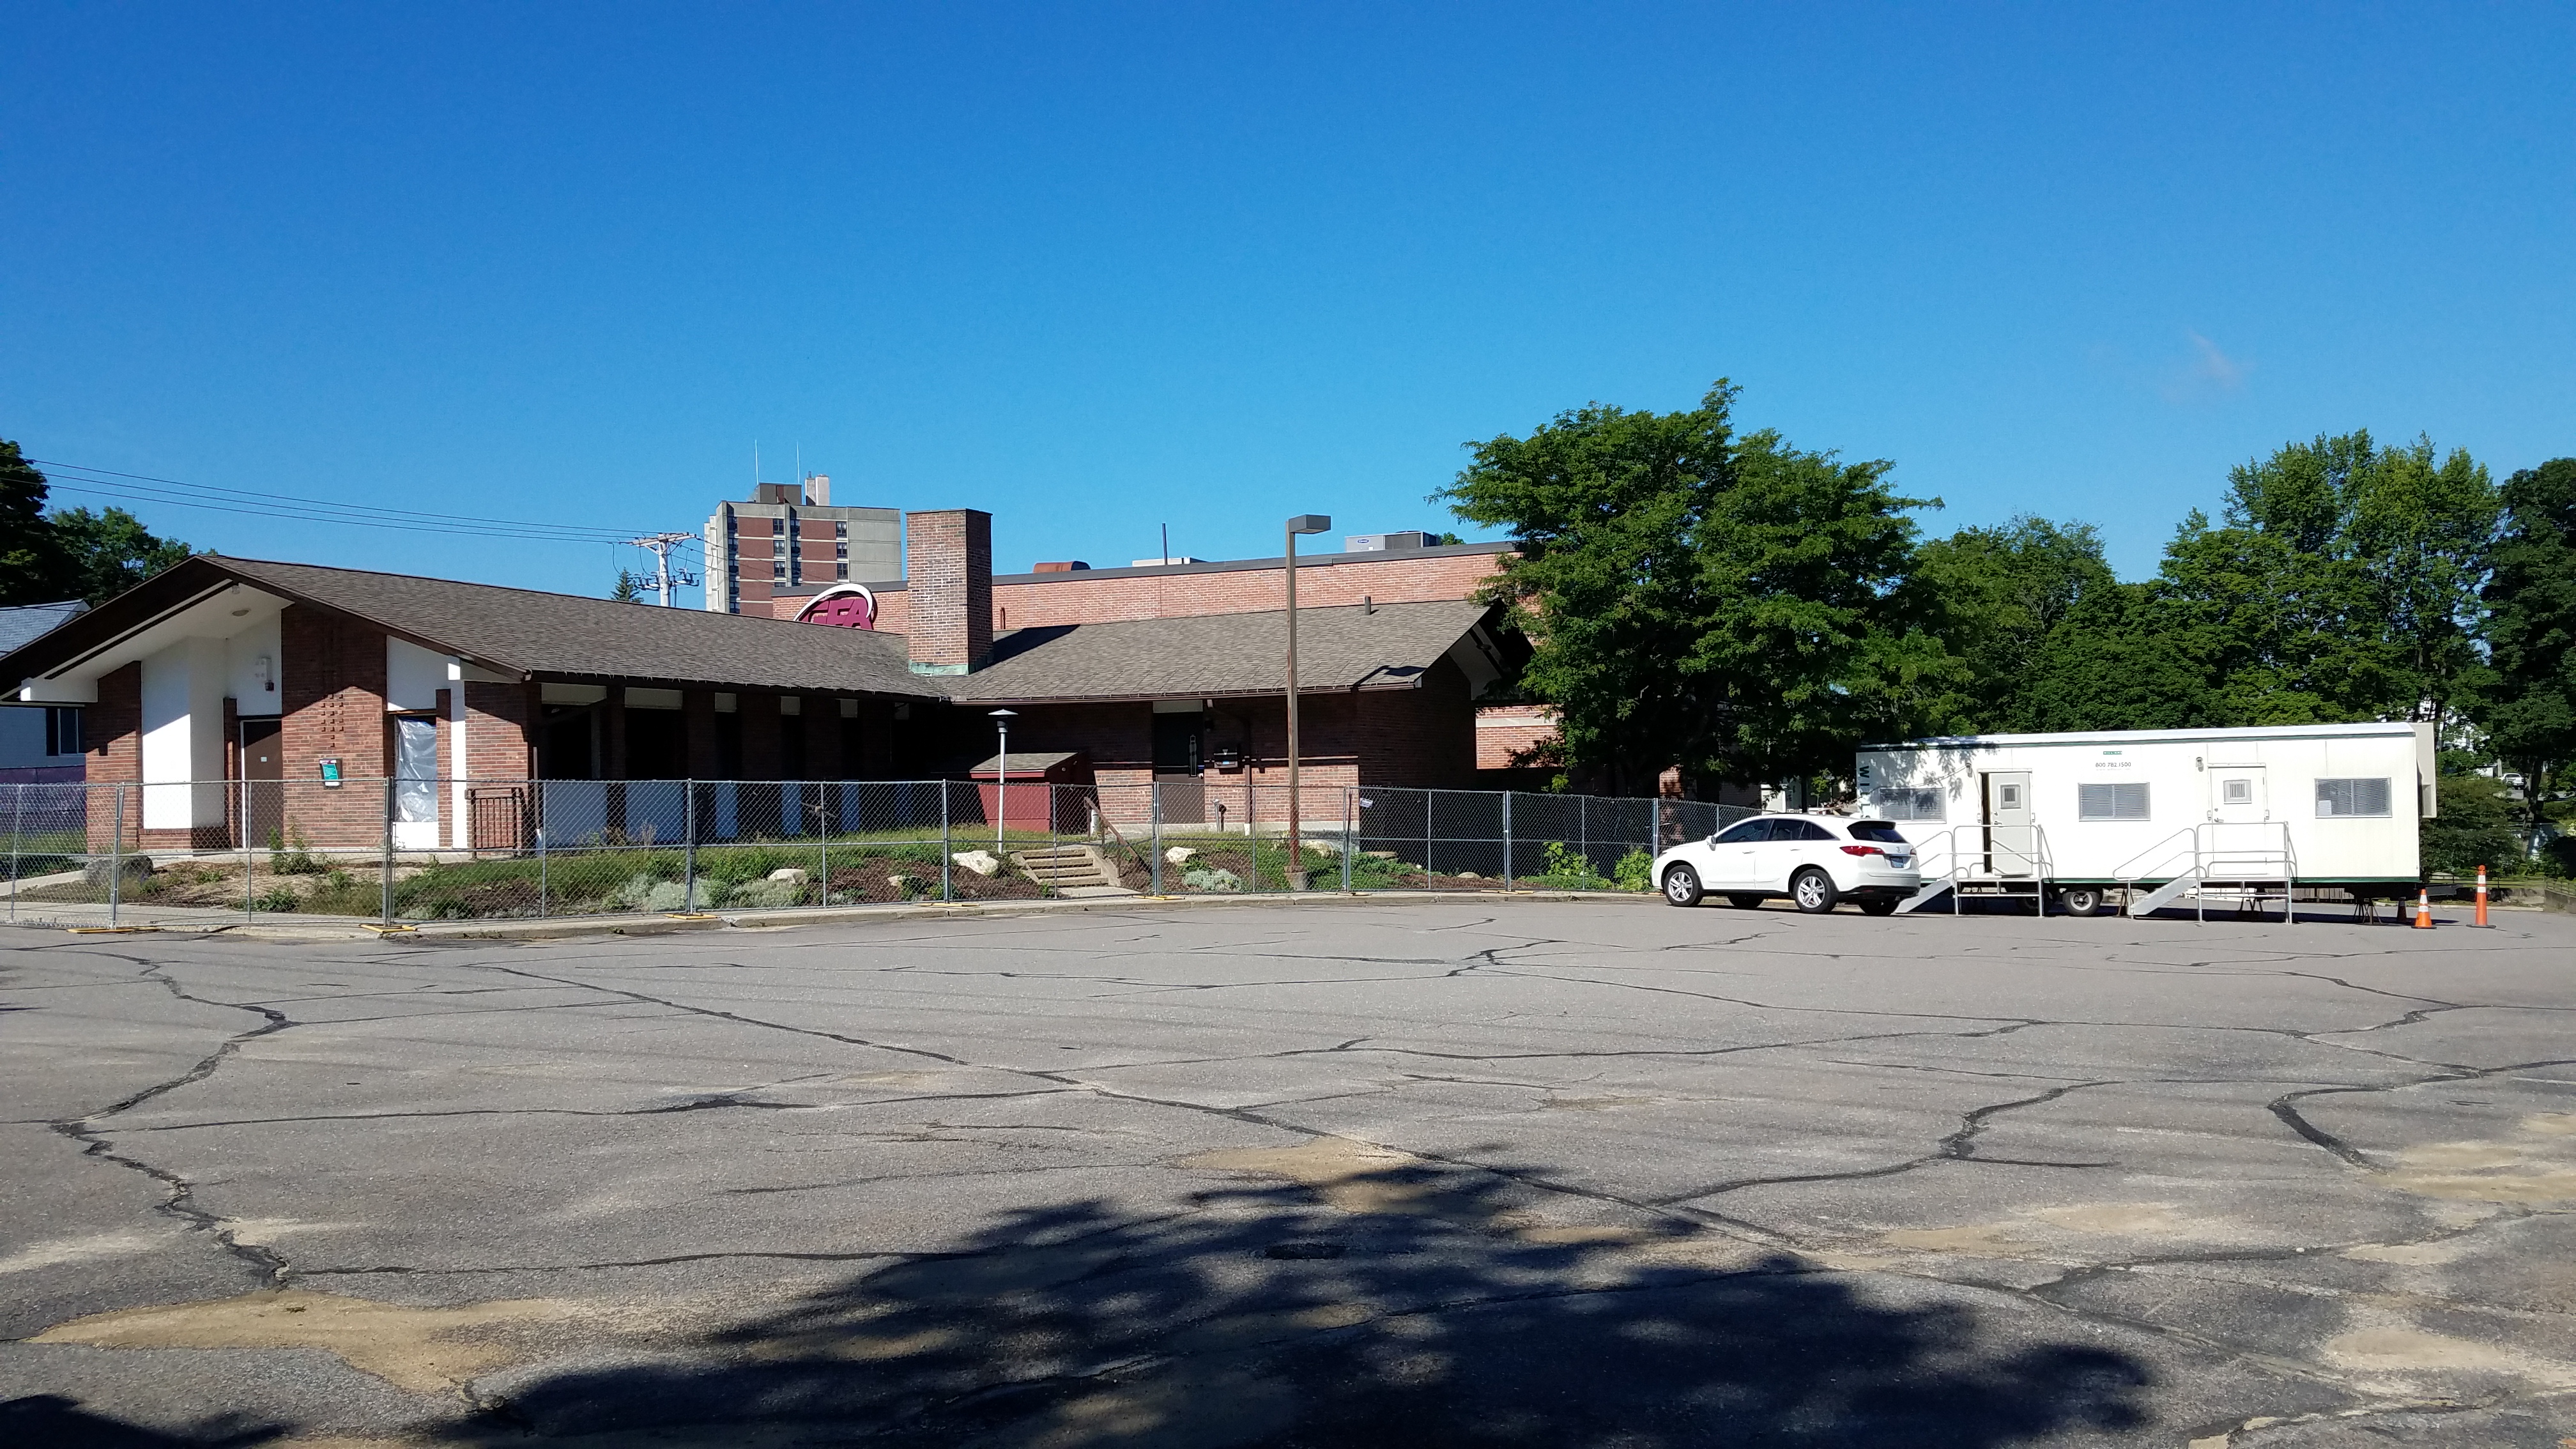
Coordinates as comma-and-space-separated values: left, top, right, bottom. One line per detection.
904, 509, 992, 674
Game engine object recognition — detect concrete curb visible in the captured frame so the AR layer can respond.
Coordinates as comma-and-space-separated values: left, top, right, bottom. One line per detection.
8, 887, 1664, 943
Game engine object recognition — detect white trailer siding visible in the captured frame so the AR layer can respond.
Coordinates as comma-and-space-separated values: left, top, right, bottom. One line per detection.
1855, 723, 2432, 885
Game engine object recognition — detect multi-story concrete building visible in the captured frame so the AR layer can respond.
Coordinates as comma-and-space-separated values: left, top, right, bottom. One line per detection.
702, 475, 902, 615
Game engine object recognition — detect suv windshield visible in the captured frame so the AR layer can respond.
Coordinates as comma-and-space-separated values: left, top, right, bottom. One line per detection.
1846, 822, 1906, 843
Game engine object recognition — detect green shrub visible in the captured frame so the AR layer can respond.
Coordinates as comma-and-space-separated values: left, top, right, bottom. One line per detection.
1611, 848, 1655, 892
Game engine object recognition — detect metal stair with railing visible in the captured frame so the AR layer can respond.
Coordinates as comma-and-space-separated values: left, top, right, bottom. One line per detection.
1892, 825, 2053, 916
2115, 822, 2299, 921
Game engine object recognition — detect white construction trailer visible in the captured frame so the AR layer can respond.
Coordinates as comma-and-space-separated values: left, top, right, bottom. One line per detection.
1853, 722, 2436, 918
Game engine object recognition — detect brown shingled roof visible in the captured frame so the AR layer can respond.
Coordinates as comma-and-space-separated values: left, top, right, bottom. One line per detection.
1, 558, 1511, 707
946, 600, 1500, 703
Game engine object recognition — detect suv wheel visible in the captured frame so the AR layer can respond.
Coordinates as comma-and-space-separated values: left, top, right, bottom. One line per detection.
1662, 863, 1704, 907
2058, 885, 2106, 917
1791, 868, 1839, 914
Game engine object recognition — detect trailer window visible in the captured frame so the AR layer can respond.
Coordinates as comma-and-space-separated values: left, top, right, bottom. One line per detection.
2078, 783, 2150, 821
2315, 778, 2391, 818
1871, 787, 1943, 821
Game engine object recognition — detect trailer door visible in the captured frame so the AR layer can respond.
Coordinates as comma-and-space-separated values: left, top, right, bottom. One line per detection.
1982, 771, 2035, 877
2209, 763, 2268, 824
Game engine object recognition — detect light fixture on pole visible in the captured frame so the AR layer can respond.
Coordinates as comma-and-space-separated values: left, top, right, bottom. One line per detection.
987, 709, 1016, 852
1282, 514, 1332, 891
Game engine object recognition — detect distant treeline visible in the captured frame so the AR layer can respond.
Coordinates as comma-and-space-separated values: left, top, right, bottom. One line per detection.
1445, 382, 2573, 876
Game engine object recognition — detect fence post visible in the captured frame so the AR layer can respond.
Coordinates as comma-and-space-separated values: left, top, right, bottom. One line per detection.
1150, 781, 1164, 896
243, 785, 255, 926
1501, 791, 1514, 891
940, 779, 953, 903
381, 776, 395, 925
536, 783, 549, 919
109, 785, 123, 928
684, 778, 697, 910
10, 781, 21, 924
1341, 786, 1354, 893
818, 781, 829, 908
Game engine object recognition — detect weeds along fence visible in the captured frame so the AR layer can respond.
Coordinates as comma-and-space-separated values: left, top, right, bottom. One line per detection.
0, 778, 1758, 928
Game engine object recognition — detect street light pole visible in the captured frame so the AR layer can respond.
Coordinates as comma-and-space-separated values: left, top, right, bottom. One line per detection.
1282, 514, 1331, 890
988, 709, 1016, 853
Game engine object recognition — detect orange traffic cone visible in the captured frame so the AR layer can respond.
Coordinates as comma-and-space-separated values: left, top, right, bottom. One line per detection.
2412, 887, 2434, 929
2475, 865, 2490, 928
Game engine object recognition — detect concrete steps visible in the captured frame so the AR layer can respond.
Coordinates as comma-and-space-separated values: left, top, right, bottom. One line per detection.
1008, 845, 1137, 898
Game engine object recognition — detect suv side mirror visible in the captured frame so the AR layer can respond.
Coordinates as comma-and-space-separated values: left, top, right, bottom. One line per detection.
1705, 834, 1719, 846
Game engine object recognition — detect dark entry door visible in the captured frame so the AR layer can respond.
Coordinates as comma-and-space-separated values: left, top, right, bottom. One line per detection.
1151, 710, 1204, 823
241, 718, 283, 848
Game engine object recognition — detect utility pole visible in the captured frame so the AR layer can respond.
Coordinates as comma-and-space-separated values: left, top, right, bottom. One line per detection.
623, 533, 701, 606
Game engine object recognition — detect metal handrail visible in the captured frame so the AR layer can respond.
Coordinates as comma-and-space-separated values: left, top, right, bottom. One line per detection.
2112, 827, 2202, 886
1903, 823, 2052, 915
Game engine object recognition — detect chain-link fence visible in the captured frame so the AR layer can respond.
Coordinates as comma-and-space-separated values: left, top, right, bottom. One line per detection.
1, 778, 1757, 927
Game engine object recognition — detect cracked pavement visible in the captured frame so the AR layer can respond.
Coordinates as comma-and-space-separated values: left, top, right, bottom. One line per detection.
3, 901, 2572, 1446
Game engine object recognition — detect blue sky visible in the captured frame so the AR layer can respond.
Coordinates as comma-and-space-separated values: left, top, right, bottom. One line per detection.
4, 3, 2570, 599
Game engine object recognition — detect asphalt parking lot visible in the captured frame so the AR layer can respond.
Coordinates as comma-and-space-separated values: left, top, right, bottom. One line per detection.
4, 899, 2572, 1448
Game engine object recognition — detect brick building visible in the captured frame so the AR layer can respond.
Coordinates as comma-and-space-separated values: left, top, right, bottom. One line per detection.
3, 511, 1527, 850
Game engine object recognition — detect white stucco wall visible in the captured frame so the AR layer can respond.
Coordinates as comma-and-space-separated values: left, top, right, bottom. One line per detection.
141, 638, 227, 829
226, 617, 284, 717
385, 637, 453, 712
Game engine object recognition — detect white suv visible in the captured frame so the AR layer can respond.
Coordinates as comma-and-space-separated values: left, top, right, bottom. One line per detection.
1655, 814, 1922, 915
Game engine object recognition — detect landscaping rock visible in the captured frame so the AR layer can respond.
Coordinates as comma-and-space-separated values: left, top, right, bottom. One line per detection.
726, 877, 805, 910
766, 867, 809, 885
84, 855, 154, 887
1456, 870, 1482, 880
951, 850, 1002, 877
887, 873, 924, 899
1163, 846, 1199, 866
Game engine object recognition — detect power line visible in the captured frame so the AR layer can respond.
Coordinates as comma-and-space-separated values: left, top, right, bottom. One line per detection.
27, 457, 702, 548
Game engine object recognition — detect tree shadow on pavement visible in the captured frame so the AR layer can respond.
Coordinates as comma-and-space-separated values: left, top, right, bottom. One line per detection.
461, 1149, 2153, 1447
0, 1395, 281, 1449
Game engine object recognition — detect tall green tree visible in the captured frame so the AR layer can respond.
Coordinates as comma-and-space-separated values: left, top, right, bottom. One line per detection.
2481, 457, 2576, 839
0, 437, 195, 606
1916, 516, 2117, 731
48, 505, 195, 602
0, 439, 76, 606
1438, 381, 1953, 793
2182, 431, 2497, 732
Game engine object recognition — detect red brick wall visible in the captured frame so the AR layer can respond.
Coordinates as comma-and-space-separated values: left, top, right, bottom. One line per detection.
732, 515, 778, 611
84, 663, 142, 849
277, 604, 392, 848
776, 548, 1507, 638
463, 681, 535, 782
1475, 704, 1560, 770
1356, 658, 1478, 791
905, 509, 993, 671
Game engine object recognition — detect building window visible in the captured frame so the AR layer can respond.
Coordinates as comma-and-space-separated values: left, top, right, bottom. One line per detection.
1870, 787, 1942, 821
834, 521, 848, 537
2315, 778, 2391, 818
2078, 783, 2150, 821
835, 562, 848, 579
44, 707, 83, 756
